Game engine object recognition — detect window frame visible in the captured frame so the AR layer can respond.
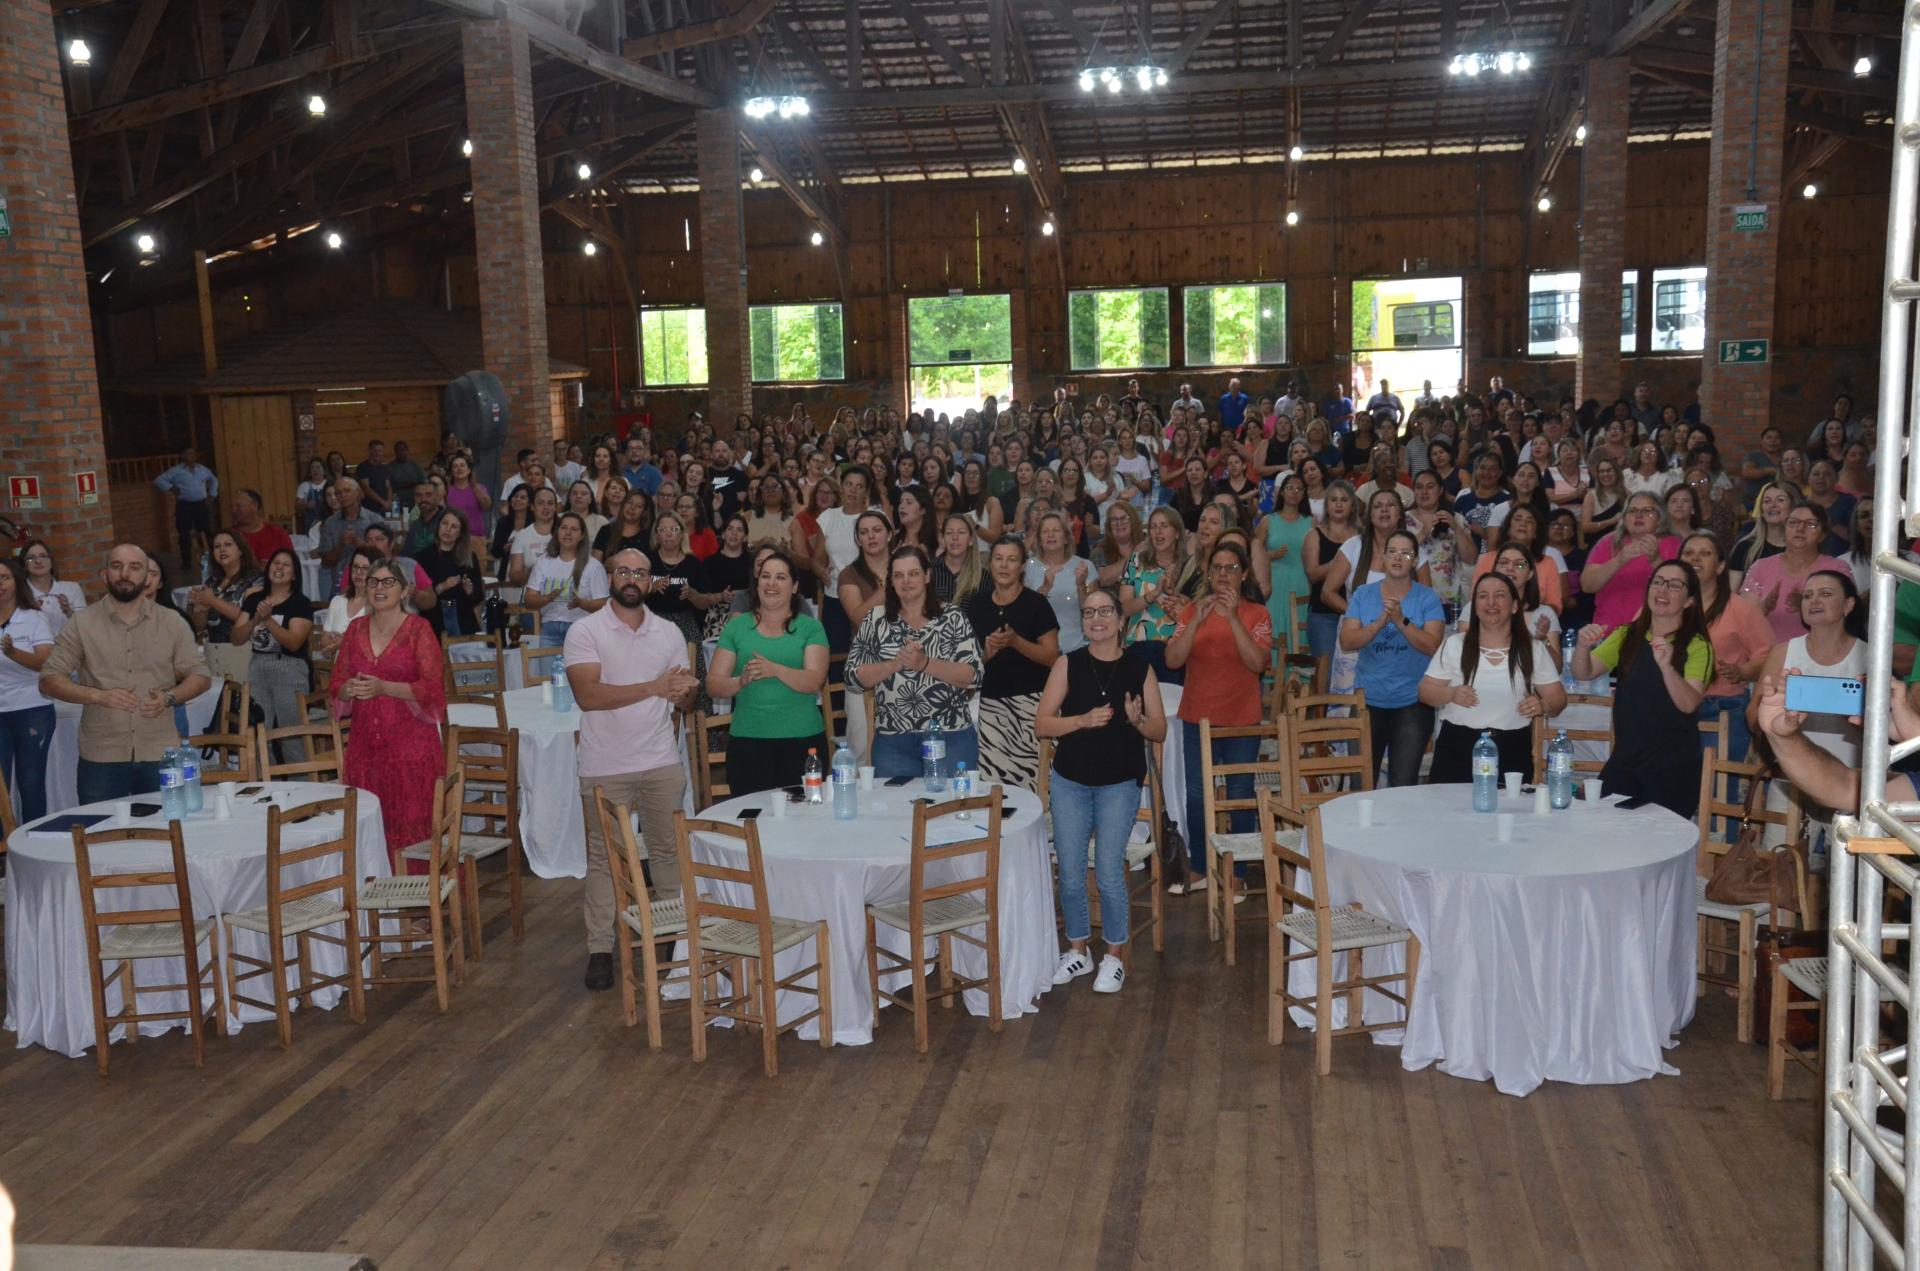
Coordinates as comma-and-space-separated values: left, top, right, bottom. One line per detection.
905, 292, 1016, 416
749, 300, 846, 384
1181, 281, 1289, 368
1521, 268, 1645, 357
1066, 285, 1172, 372
638, 305, 709, 388
1650, 266, 1709, 354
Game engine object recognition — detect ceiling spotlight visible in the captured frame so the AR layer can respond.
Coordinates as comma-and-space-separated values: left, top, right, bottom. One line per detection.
1537, 195, 1552, 212
325, 230, 343, 250
1041, 218, 1055, 236
1135, 65, 1154, 91
135, 232, 157, 253
1107, 75, 1122, 94
1451, 51, 1527, 77
1156, 67, 1168, 87
1079, 69, 1095, 92
1515, 52, 1531, 71
1803, 182, 1819, 199
749, 166, 764, 183
1464, 57, 1482, 76
1012, 156, 1028, 175
67, 38, 91, 66
1284, 209, 1300, 227
582, 240, 598, 256
1575, 124, 1588, 142
461, 138, 473, 157
1448, 56, 1463, 76
810, 229, 825, 246
1496, 51, 1516, 74
306, 93, 327, 117
1289, 144, 1304, 161
746, 94, 811, 119
576, 162, 593, 181
1856, 56, 1873, 76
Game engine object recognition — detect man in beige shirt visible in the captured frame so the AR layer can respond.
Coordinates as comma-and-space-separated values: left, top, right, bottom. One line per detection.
40, 544, 210, 804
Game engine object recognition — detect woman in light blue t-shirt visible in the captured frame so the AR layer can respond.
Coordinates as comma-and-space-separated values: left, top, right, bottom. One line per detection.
1340, 528, 1447, 788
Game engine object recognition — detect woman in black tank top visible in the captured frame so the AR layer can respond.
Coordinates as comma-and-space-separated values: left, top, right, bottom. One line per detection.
1036, 586, 1169, 995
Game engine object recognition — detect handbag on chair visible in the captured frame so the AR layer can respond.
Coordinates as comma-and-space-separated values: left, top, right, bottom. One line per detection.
1705, 765, 1801, 912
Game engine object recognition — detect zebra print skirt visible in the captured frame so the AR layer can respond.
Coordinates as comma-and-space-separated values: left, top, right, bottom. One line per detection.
976, 692, 1042, 794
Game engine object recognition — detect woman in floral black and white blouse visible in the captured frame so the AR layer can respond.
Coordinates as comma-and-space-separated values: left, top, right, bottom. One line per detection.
847, 544, 986, 778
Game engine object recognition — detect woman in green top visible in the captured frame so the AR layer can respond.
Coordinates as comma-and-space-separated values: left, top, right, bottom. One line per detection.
706, 547, 831, 797
1120, 505, 1189, 683
1571, 558, 1715, 819
1254, 471, 1313, 652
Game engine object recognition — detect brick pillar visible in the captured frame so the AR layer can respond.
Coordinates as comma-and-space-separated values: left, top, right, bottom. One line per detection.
1699, 0, 1790, 445
1576, 58, 1630, 407
0, 0, 115, 574
1009, 289, 1032, 406
696, 109, 751, 432
463, 19, 551, 456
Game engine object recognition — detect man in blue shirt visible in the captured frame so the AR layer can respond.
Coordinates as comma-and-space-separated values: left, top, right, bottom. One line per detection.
621, 435, 663, 497
153, 447, 218, 567
1217, 377, 1250, 432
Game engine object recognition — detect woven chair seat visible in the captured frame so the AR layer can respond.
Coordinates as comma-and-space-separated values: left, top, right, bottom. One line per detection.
1782, 957, 1829, 1000
404, 833, 511, 862
619, 897, 690, 940
1211, 829, 1298, 862
1277, 904, 1412, 953
1695, 875, 1770, 922
225, 895, 350, 937
868, 893, 989, 937
696, 915, 819, 957
101, 917, 216, 959
359, 875, 457, 911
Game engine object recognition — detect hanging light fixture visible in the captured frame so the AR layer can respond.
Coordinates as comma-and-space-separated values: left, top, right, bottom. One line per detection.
582, 240, 598, 256
1536, 195, 1552, 212
135, 232, 157, 254
745, 95, 810, 120
325, 230, 344, 249
810, 229, 825, 246
1288, 144, 1304, 162
1575, 124, 1588, 142
1012, 156, 1028, 175
306, 93, 327, 117
576, 161, 592, 181
1855, 55, 1874, 77
1803, 182, 1819, 199
66, 38, 91, 66
1449, 50, 1531, 77
1284, 209, 1300, 227
749, 166, 764, 183
1041, 218, 1055, 236
461, 138, 473, 157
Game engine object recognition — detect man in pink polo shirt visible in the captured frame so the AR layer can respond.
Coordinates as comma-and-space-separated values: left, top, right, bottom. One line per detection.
564, 547, 699, 991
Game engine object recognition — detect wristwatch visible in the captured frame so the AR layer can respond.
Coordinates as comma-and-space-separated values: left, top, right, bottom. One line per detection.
163, 689, 179, 709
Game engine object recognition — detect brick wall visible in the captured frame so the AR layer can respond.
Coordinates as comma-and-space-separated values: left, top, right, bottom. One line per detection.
1576, 58, 1630, 406
695, 109, 752, 431
462, 19, 552, 461
0, 0, 116, 574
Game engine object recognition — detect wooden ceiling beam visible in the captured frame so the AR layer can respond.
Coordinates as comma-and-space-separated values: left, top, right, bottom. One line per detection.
98, 0, 173, 105
1171, 0, 1237, 72
1309, 0, 1384, 69
1633, 45, 1894, 97
620, 0, 778, 59
1605, 0, 1692, 55
889, 0, 985, 87
418, 0, 718, 106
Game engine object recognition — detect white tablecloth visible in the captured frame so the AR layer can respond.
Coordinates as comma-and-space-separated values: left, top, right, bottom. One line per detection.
4, 781, 389, 1058
25, 677, 225, 822
1287, 784, 1697, 1097
692, 781, 1056, 1046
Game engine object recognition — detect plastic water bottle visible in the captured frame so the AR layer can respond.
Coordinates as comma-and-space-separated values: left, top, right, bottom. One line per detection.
1471, 730, 1499, 813
159, 753, 187, 821
831, 741, 858, 820
552, 671, 573, 712
922, 724, 947, 792
803, 747, 825, 804
1561, 629, 1579, 690
952, 763, 973, 818
1547, 729, 1574, 810
180, 747, 204, 814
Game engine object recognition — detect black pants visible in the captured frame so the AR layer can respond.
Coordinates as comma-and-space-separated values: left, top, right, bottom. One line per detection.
1429, 720, 1533, 785
726, 731, 830, 797
174, 498, 212, 559
1367, 702, 1435, 789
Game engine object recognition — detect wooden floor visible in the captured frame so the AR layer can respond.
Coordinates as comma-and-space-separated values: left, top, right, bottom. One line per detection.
2, 879, 1822, 1270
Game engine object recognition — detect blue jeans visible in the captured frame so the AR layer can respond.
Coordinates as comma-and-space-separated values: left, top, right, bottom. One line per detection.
77, 758, 165, 805
1182, 720, 1258, 872
533, 620, 572, 678
0, 705, 55, 824
870, 726, 981, 780
1051, 772, 1140, 946
1699, 691, 1752, 763
1307, 611, 1340, 658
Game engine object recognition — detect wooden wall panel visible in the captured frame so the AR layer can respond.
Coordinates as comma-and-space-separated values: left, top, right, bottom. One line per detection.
211, 395, 296, 525
310, 387, 441, 474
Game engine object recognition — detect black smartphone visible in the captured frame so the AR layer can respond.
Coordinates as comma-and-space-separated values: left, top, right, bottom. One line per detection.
1617, 795, 1651, 811
1520, 785, 1538, 796
782, 785, 805, 801
885, 775, 914, 787
237, 786, 263, 797
130, 802, 162, 817
738, 807, 762, 820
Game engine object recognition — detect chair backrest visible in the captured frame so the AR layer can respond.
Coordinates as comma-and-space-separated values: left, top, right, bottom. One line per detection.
70, 821, 198, 964
592, 786, 661, 942
692, 711, 731, 807
446, 725, 519, 840
1286, 692, 1374, 806
0, 766, 15, 840
506, 602, 543, 641
1531, 693, 1613, 782
442, 631, 506, 698
447, 691, 509, 729
253, 720, 345, 783
414, 770, 466, 885
1268, 645, 1326, 720
519, 644, 565, 687
824, 652, 849, 747
907, 787, 1003, 927
1697, 753, 1804, 870
1198, 719, 1296, 838
192, 680, 257, 782
676, 810, 777, 955
1258, 789, 1331, 936
264, 790, 359, 936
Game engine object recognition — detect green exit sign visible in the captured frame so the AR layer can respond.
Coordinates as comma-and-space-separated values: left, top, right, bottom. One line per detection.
1718, 338, 1770, 365
1733, 203, 1769, 232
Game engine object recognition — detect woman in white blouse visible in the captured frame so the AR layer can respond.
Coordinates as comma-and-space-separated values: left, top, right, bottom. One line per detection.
1420, 570, 1567, 781
19, 539, 87, 638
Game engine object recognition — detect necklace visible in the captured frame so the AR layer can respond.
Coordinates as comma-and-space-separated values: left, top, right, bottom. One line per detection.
1086, 650, 1124, 702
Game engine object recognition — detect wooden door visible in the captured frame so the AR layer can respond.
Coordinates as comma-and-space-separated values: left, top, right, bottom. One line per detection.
211, 394, 297, 526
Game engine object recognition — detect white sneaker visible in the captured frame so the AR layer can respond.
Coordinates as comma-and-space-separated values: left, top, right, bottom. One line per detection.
1093, 954, 1126, 995
1053, 949, 1094, 985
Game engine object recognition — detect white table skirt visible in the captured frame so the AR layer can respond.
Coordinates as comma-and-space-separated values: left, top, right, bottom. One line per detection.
1287, 784, 1697, 1097
691, 781, 1057, 1046
25, 677, 225, 823
5, 781, 389, 1058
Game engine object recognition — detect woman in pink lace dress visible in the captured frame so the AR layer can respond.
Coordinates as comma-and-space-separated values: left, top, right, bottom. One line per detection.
328, 558, 447, 871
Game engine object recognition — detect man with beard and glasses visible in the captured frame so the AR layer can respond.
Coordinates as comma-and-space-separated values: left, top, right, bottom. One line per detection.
564, 547, 700, 992
40, 543, 210, 803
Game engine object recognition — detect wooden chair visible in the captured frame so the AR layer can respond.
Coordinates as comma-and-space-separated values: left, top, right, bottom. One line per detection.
252, 720, 344, 783
446, 691, 509, 730
1199, 718, 1297, 965
868, 788, 1003, 1053
1287, 692, 1374, 808
690, 710, 731, 807
1769, 953, 1828, 1099
404, 727, 525, 959
592, 786, 704, 1050
1260, 790, 1420, 1075
220, 791, 366, 1048
442, 631, 507, 698
1695, 754, 1806, 1044
189, 680, 255, 782
506, 601, 544, 641
1267, 646, 1326, 721
358, 772, 466, 1011
676, 810, 832, 1076
824, 652, 849, 747
519, 643, 565, 687
71, 821, 227, 1076
1530, 693, 1614, 783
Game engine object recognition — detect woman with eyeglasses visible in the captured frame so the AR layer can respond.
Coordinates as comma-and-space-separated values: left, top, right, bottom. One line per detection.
966, 537, 1061, 793
1036, 584, 1167, 995
1026, 511, 1093, 654
1421, 570, 1565, 783
1165, 539, 1273, 892
1572, 560, 1715, 818
188, 530, 261, 679
1341, 528, 1447, 787
1738, 500, 1849, 643
846, 545, 985, 779
18, 540, 86, 638
1579, 491, 1679, 630
329, 558, 448, 871
316, 545, 379, 654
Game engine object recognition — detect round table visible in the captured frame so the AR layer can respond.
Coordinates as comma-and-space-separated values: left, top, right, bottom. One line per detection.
20, 676, 225, 824
4, 781, 390, 1058
1289, 784, 1697, 1097
693, 780, 1057, 1046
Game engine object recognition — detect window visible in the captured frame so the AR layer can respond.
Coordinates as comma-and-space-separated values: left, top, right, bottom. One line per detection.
1351, 276, 1464, 408
640, 307, 708, 386
907, 294, 1014, 416
1184, 283, 1287, 366
1067, 287, 1170, 371
1525, 270, 1643, 356
750, 302, 845, 382
1652, 266, 1707, 352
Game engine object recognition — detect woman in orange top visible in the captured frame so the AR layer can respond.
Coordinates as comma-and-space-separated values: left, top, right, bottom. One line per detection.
1470, 503, 1564, 611
1164, 537, 1273, 893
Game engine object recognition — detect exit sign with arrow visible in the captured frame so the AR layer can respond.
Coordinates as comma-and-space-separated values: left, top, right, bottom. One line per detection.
1717, 339, 1771, 365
